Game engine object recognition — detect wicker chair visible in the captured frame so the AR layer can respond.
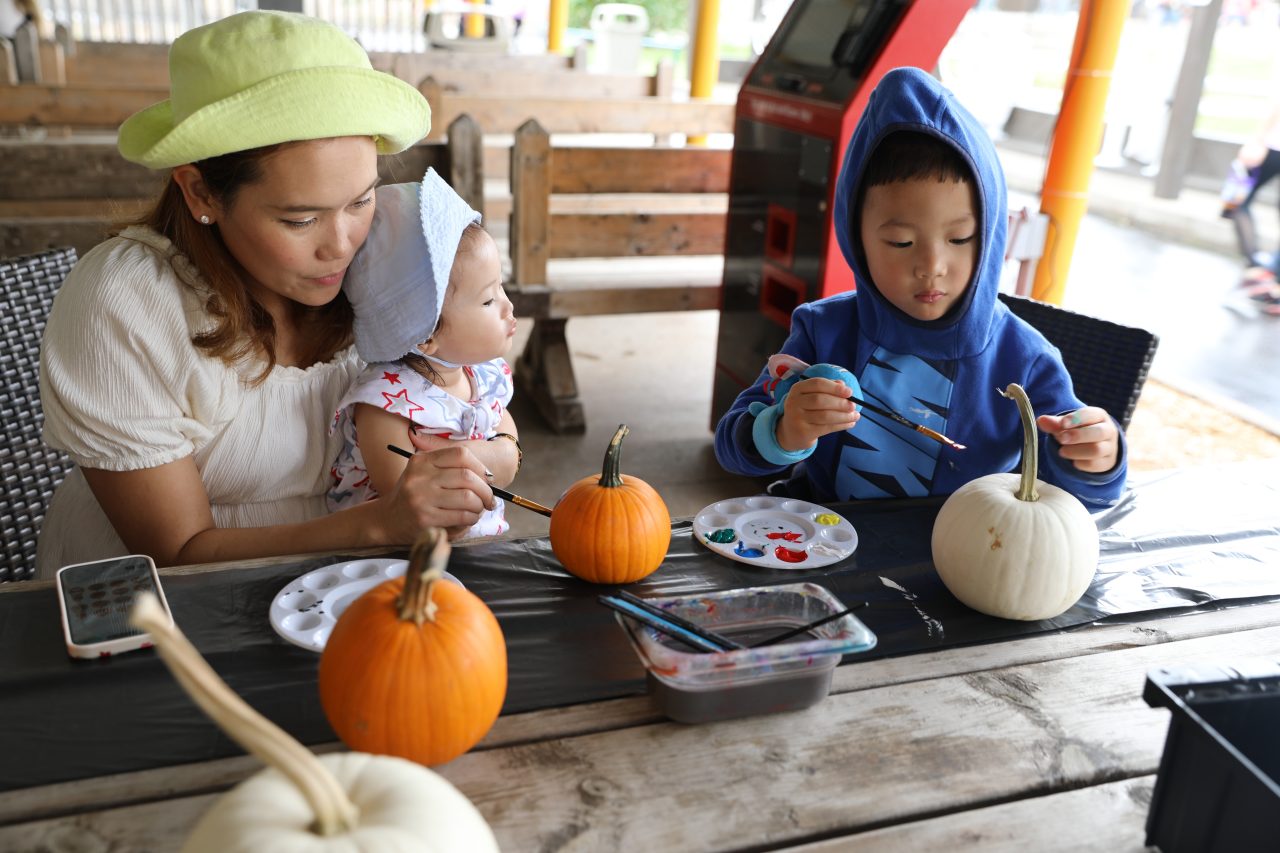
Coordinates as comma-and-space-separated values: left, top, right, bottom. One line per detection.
999, 292, 1159, 431
1, 247, 78, 582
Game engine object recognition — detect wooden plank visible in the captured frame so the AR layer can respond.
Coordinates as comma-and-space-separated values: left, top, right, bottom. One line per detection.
4, 623, 1276, 851
369, 50, 577, 82
0, 40, 16, 86
422, 93, 735, 140
36, 40, 65, 86
550, 146, 731, 194
419, 67, 659, 100
0, 217, 114, 257
0, 199, 148, 218
0, 84, 166, 128
62, 41, 170, 88
545, 280, 721, 316
444, 113, 484, 219
435, 625, 1280, 851
548, 211, 726, 258
0, 138, 453, 201
509, 119, 550, 286
783, 777, 1155, 852
0, 141, 161, 199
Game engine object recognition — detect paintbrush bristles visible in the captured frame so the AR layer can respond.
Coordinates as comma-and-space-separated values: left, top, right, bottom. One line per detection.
849, 398, 967, 451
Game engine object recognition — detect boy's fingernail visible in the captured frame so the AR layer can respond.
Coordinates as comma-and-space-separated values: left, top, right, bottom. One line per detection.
484, 469, 495, 479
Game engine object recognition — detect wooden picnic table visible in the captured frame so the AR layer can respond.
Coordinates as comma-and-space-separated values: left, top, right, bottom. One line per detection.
2, 461, 1278, 851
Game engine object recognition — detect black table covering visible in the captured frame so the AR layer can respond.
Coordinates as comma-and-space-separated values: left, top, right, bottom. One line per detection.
2, 462, 1278, 791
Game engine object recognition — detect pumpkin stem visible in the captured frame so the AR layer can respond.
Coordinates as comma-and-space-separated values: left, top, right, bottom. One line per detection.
999, 383, 1039, 502
598, 424, 630, 488
399, 527, 452, 626
129, 594, 360, 837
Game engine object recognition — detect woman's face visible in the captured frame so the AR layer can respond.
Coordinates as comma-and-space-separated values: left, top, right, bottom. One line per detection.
213, 136, 379, 316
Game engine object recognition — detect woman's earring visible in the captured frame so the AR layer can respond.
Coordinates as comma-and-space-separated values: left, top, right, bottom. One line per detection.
199, 215, 211, 225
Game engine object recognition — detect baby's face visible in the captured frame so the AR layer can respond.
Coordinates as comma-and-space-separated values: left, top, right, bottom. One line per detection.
859, 178, 978, 322
428, 231, 516, 364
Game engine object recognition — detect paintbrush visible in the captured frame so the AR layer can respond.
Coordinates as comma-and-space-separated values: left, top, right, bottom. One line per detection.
750, 602, 869, 648
850, 395, 967, 451
598, 595, 729, 653
614, 590, 745, 650
386, 443, 555, 517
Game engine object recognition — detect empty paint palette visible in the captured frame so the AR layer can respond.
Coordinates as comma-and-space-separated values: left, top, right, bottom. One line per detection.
269, 557, 462, 652
617, 582, 877, 723
692, 496, 859, 569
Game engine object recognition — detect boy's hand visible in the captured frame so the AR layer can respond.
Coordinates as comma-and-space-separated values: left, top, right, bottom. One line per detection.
775, 378, 860, 453
1036, 408, 1119, 473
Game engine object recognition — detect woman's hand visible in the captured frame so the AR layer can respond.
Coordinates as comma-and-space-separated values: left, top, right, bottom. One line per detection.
382, 445, 496, 541
775, 377, 860, 453
1036, 408, 1120, 474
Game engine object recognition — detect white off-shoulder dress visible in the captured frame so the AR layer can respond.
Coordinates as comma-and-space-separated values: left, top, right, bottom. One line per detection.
36, 226, 361, 578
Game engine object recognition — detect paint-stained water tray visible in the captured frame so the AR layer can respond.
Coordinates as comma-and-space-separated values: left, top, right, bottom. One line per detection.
617, 583, 876, 723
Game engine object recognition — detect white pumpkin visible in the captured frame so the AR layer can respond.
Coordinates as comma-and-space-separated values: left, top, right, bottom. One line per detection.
129, 595, 500, 853
931, 384, 1100, 621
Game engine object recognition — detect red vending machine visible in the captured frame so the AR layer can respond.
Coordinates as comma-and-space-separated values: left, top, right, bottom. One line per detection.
711, 0, 972, 424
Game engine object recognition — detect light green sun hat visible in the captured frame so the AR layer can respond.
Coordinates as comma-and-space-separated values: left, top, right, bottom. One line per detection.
118, 10, 431, 169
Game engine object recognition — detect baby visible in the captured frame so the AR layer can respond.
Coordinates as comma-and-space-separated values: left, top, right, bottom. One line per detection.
327, 169, 519, 537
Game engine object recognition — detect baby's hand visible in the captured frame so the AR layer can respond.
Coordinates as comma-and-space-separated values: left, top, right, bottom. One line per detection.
775, 377, 860, 452
1036, 407, 1119, 473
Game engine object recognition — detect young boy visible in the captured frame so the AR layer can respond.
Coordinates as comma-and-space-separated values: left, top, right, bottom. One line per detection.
714, 67, 1125, 508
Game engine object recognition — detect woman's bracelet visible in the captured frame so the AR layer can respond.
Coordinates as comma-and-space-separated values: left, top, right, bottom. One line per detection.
487, 432, 523, 475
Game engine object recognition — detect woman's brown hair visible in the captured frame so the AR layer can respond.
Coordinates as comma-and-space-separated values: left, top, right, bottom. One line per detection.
134, 144, 354, 383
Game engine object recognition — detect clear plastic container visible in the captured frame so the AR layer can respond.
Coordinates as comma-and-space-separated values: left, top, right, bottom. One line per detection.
617, 582, 877, 723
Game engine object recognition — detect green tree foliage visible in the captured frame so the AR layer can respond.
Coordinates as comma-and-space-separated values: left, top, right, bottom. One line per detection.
569, 0, 689, 35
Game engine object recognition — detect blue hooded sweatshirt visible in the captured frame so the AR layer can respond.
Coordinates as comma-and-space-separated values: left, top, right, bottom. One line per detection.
714, 67, 1126, 508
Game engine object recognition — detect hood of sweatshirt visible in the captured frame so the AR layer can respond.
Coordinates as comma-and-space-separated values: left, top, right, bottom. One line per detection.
832, 66, 1008, 361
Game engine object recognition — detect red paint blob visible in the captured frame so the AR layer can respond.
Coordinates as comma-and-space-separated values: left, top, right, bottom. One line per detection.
774, 546, 808, 563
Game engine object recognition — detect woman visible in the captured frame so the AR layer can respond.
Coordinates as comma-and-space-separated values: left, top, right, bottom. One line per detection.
36, 11, 518, 577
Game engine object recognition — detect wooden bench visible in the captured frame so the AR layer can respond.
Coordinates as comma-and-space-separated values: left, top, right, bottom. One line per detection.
418, 79, 733, 141
505, 119, 732, 433
367, 46, 591, 78
2, 41, 589, 92
0, 115, 485, 258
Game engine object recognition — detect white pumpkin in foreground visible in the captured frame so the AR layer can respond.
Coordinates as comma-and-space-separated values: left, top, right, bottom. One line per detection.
931, 384, 1100, 621
130, 595, 499, 853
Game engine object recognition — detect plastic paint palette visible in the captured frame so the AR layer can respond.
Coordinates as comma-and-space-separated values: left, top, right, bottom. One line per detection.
617, 582, 877, 723
269, 557, 462, 653
692, 496, 858, 569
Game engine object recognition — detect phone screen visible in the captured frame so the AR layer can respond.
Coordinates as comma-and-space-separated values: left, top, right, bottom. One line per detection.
58, 556, 159, 646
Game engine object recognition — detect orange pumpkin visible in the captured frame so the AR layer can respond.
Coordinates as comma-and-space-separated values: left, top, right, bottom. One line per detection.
318, 529, 507, 767
550, 424, 671, 584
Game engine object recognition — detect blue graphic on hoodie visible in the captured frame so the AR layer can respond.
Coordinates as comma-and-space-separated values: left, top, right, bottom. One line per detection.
714, 67, 1126, 508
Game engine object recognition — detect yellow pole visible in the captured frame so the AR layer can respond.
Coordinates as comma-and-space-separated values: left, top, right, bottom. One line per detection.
548, 0, 568, 54
465, 0, 485, 39
688, 0, 722, 145
1032, 0, 1130, 304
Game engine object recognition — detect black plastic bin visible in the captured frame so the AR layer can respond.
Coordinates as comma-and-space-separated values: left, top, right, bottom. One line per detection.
1143, 661, 1280, 852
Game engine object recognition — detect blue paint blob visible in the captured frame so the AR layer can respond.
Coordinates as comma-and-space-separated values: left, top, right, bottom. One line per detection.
734, 542, 765, 558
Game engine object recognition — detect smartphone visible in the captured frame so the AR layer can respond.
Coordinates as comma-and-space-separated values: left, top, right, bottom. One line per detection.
55, 555, 173, 659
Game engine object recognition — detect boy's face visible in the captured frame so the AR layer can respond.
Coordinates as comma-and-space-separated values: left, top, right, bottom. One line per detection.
859, 178, 978, 322
423, 231, 516, 364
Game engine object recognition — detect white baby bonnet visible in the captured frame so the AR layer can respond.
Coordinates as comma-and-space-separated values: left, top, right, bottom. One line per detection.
343, 168, 482, 363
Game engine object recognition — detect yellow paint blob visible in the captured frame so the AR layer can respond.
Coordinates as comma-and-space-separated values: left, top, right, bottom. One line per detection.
815, 513, 841, 526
